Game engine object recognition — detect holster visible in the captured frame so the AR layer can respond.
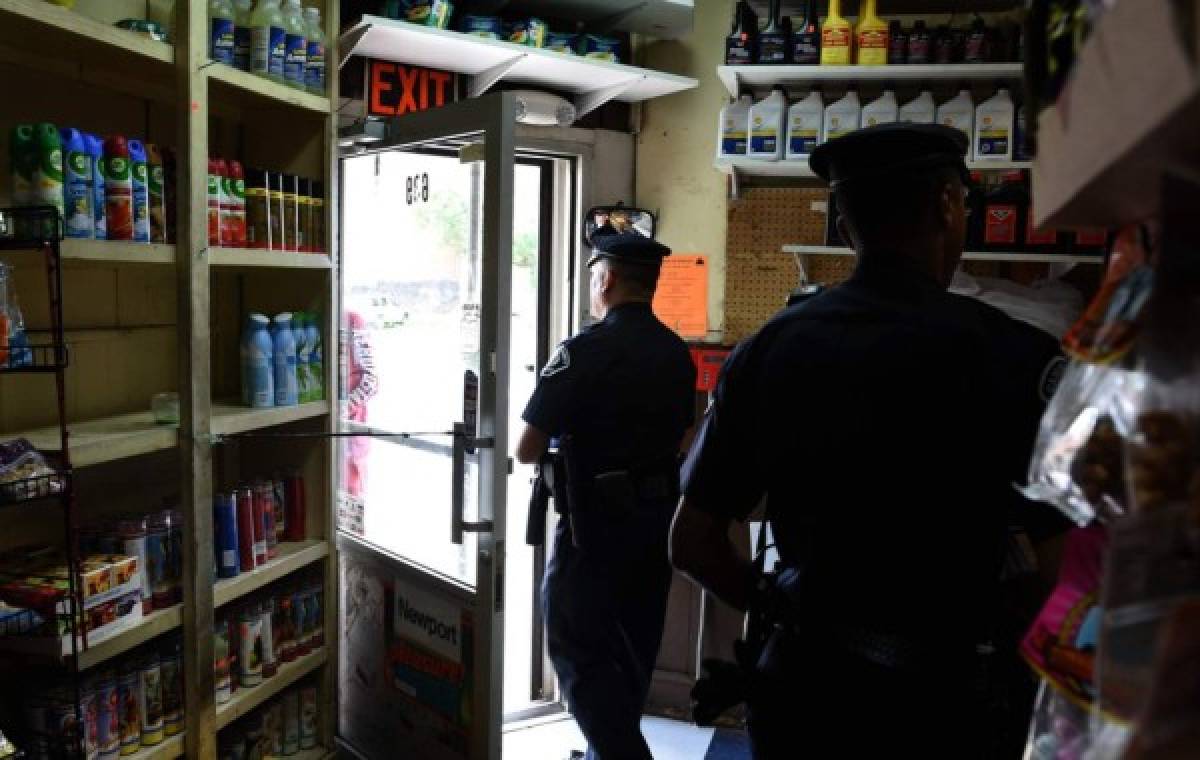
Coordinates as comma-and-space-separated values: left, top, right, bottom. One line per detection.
525, 456, 551, 547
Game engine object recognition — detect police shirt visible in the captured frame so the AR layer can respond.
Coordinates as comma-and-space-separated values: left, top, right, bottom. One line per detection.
524, 302, 697, 475
681, 255, 1066, 639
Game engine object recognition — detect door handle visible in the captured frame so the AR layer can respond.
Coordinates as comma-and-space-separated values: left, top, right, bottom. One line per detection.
451, 422, 496, 544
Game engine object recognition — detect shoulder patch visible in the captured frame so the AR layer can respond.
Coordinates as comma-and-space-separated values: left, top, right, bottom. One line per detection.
1039, 356, 1068, 402
541, 344, 571, 378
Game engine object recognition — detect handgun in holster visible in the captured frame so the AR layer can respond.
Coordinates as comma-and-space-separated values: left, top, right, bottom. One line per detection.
525, 455, 553, 547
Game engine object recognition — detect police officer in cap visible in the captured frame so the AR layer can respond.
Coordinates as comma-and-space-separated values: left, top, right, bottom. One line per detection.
517, 231, 696, 760
671, 123, 1066, 757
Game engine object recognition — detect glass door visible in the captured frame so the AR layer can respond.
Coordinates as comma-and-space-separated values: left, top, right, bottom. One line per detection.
336, 94, 515, 760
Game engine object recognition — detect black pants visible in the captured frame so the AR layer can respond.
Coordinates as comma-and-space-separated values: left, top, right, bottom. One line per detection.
542, 502, 674, 760
746, 650, 990, 759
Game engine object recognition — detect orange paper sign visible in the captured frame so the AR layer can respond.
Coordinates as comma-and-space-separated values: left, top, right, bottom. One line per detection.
653, 255, 708, 339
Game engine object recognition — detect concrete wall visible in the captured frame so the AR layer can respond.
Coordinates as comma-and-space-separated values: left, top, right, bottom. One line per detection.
635, 0, 734, 344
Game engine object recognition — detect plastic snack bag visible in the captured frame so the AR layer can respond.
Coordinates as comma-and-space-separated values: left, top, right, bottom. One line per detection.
0, 439, 62, 502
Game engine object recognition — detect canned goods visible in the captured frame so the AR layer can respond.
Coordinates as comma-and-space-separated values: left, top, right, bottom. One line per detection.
283, 473, 306, 541
116, 669, 142, 755
214, 619, 233, 703
255, 482, 278, 560
265, 702, 284, 756
81, 690, 100, 760
236, 487, 257, 572
214, 492, 240, 579
119, 518, 151, 613
160, 642, 184, 735
144, 521, 171, 610
261, 598, 278, 679
299, 687, 317, 749
278, 595, 296, 663
138, 653, 165, 746
308, 584, 324, 648
271, 478, 287, 542
250, 485, 268, 566
291, 589, 309, 656
281, 690, 300, 755
238, 605, 264, 687
95, 678, 121, 760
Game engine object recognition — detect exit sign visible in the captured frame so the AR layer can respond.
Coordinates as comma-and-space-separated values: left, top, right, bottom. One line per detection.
366, 59, 458, 118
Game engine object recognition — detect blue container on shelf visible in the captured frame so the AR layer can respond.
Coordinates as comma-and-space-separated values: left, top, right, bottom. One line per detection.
271, 312, 299, 406
242, 313, 275, 408
458, 14, 503, 39
214, 492, 240, 579
578, 34, 621, 62
545, 31, 578, 54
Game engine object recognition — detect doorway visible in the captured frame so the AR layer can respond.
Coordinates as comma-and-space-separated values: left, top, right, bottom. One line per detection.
338, 141, 575, 725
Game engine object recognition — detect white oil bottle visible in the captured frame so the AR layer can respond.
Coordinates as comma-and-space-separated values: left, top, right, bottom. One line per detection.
973, 88, 1015, 162
898, 90, 936, 123
716, 95, 754, 160
822, 90, 861, 143
861, 89, 898, 128
748, 89, 788, 161
785, 91, 824, 161
936, 89, 975, 149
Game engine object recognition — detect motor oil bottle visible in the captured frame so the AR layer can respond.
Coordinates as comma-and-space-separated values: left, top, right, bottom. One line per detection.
304, 7, 325, 95
898, 90, 935, 123
981, 170, 1026, 251
210, 0, 236, 66
233, 0, 254, 71
861, 89, 898, 128
936, 89, 974, 148
855, 0, 888, 66
964, 16, 990, 64
907, 20, 930, 64
208, 159, 222, 246
59, 128, 93, 239
283, 0, 307, 90
820, 0, 852, 65
748, 89, 787, 161
724, 1, 757, 65
716, 95, 754, 159
85, 133, 106, 240
757, 0, 789, 64
973, 88, 1014, 162
785, 91, 823, 161
252, 0, 286, 83
33, 124, 64, 237
822, 91, 860, 142
228, 160, 247, 247
792, 0, 819, 65
146, 143, 167, 243
128, 139, 151, 243
887, 21, 906, 64
933, 24, 955, 64
103, 136, 134, 241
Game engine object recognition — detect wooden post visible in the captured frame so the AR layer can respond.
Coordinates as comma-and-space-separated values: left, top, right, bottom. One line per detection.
178, 0, 216, 757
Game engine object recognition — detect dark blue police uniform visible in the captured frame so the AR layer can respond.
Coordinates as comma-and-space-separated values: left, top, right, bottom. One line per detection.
524, 234, 696, 760
681, 125, 1068, 758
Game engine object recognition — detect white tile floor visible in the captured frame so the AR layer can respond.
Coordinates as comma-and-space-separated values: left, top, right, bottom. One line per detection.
503, 715, 716, 760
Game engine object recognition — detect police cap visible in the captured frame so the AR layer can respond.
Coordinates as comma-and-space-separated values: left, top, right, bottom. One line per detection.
808, 122, 971, 190
587, 232, 672, 268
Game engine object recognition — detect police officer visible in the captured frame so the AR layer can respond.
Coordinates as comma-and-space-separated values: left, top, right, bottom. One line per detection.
670, 124, 1067, 758
516, 232, 696, 760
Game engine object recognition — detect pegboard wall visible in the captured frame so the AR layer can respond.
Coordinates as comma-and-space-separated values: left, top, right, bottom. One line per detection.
724, 186, 851, 342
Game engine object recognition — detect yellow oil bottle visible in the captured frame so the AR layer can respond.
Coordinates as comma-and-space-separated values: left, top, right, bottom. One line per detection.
820, 0, 853, 65
856, 0, 889, 65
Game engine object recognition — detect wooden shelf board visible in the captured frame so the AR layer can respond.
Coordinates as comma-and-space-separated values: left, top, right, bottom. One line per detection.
716, 157, 1032, 177
210, 248, 332, 269
15, 411, 178, 469
0, 0, 173, 67
210, 401, 331, 437
213, 540, 329, 609
718, 62, 1023, 97
79, 604, 183, 671
215, 647, 328, 729
782, 244, 1105, 264
207, 64, 332, 114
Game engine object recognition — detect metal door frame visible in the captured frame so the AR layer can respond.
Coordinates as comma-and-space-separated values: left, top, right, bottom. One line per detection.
335, 92, 516, 760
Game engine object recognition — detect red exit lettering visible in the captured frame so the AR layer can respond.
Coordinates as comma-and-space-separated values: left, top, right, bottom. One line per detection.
367, 60, 455, 118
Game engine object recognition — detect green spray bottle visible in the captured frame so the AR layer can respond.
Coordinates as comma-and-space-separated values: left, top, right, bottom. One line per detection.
34, 124, 65, 239
9, 126, 36, 238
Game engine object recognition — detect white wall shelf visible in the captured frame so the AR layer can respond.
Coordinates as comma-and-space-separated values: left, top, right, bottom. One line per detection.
340, 15, 697, 116
718, 63, 1023, 97
782, 244, 1105, 265
716, 157, 1032, 178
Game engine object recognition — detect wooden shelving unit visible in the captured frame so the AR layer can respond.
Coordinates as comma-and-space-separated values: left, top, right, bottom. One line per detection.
0, 2, 339, 758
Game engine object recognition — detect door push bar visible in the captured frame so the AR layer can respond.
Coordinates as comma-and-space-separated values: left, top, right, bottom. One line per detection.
451, 422, 496, 544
